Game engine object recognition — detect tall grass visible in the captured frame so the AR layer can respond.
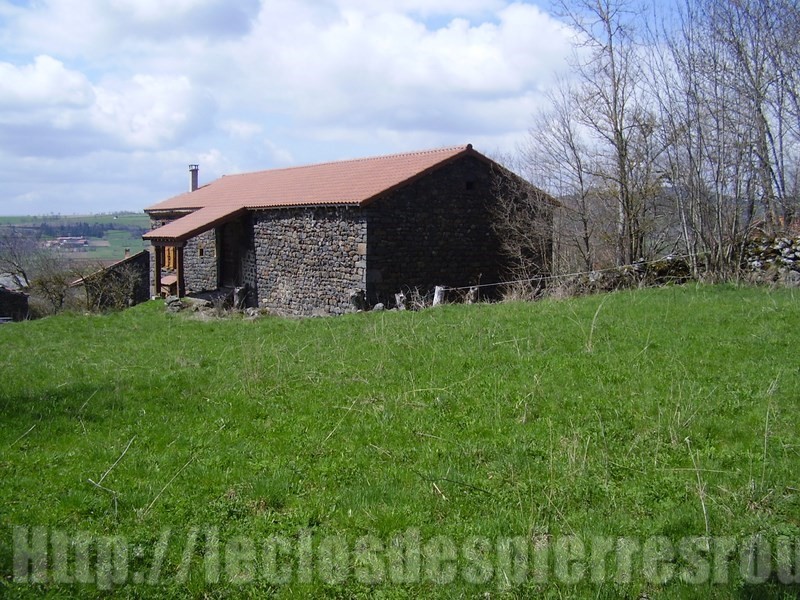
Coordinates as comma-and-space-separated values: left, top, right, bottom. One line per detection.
0, 284, 798, 598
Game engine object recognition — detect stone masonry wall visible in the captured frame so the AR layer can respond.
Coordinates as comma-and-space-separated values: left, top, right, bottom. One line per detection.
184, 229, 217, 293
745, 235, 800, 285
149, 214, 218, 294
365, 154, 510, 305
253, 207, 367, 315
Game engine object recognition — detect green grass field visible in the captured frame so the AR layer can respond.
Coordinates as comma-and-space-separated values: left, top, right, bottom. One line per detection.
0, 213, 151, 228
84, 231, 149, 261
1, 285, 798, 598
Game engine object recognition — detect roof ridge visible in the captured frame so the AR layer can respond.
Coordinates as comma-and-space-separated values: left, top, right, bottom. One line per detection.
224, 144, 471, 179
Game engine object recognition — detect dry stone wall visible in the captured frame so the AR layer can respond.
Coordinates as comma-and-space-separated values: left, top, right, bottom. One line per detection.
253, 207, 367, 315
745, 236, 800, 285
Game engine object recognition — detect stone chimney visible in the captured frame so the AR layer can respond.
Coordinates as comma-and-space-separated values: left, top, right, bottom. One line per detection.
189, 164, 199, 192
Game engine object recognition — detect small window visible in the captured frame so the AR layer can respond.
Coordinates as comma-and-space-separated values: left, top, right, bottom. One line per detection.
199, 246, 205, 258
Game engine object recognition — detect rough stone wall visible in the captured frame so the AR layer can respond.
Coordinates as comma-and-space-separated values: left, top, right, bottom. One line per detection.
365, 155, 513, 304
82, 250, 151, 308
745, 236, 800, 285
183, 229, 217, 293
148, 213, 219, 294
121, 250, 151, 306
0, 287, 29, 320
253, 207, 367, 315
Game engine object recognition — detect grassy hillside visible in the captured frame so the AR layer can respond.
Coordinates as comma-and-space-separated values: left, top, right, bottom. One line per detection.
1, 285, 798, 598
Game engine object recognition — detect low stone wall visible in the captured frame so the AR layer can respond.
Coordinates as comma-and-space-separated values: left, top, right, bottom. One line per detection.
744, 236, 800, 285
253, 207, 367, 315
0, 287, 29, 321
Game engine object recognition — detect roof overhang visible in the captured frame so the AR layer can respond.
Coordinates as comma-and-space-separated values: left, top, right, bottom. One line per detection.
142, 204, 248, 244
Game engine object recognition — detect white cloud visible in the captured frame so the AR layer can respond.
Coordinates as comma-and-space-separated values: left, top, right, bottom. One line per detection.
90, 74, 216, 149
0, 0, 576, 214
0, 55, 94, 109
332, 0, 506, 16
3, 0, 260, 57
224, 0, 572, 135
0, 64, 215, 158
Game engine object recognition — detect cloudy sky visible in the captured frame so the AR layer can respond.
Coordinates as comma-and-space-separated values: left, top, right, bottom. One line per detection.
0, 0, 575, 215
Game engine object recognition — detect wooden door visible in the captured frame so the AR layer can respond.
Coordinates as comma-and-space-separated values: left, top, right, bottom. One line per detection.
220, 221, 242, 287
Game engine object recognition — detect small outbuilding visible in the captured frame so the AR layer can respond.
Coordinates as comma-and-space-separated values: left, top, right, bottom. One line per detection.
0, 286, 28, 322
143, 145, 551, 315
70, 250, 151, 310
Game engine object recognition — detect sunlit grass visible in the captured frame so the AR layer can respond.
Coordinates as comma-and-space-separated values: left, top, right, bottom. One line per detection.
0, 284, 798, 598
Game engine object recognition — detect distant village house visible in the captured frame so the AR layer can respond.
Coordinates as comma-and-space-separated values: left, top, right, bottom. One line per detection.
44, 236, 89, 250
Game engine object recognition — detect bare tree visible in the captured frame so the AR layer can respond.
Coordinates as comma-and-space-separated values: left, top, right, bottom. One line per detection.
557, 0, 655, 265
521, 80, 629, 273
30, 263, 72, 313
490, 166, 554, 284
0, 227, 74, 313
644, 0, 800, 276
515, 0, 799, 281
0, 228, 39, 289
712, 0, 799, 231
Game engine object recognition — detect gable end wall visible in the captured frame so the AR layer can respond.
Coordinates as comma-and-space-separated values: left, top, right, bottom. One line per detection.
365, 155, 507, 304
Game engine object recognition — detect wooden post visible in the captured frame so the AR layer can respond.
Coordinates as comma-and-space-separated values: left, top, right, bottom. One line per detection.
395, 291, 407, 310
153, 245, 162, 297
433, 286, 445, 306
176, 245, 185, 297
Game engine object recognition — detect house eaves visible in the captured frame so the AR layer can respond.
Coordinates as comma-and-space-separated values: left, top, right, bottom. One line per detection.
143, 204, 248, 244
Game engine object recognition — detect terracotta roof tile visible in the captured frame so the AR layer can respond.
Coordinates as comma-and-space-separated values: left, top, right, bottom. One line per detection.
143, 145, 475, 242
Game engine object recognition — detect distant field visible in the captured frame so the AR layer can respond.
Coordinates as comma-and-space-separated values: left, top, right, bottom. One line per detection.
0, 285, 798, 598
0, 212, 150, 229
0, 212, 151, 262
76, 231, 149, 261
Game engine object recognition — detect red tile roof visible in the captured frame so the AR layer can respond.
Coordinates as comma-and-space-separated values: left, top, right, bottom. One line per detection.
143, 145, 478, 243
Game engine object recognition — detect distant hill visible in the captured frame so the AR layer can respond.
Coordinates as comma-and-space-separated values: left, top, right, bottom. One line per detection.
0, 211, 150, 229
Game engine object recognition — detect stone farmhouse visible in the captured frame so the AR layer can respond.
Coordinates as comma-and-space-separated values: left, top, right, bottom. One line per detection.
143, 145, 551, 315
